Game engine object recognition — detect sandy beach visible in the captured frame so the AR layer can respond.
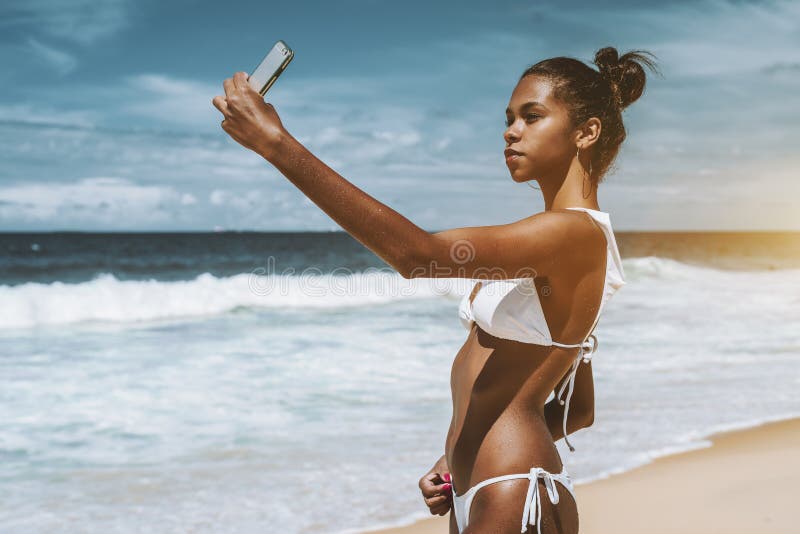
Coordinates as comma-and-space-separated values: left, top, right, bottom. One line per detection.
364, 417, 800, 534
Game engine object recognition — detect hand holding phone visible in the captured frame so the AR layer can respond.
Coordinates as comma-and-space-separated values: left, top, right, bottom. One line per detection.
247, 40, 294, 97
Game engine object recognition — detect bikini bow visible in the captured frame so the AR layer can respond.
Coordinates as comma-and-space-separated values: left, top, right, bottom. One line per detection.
521, 467, 561, 534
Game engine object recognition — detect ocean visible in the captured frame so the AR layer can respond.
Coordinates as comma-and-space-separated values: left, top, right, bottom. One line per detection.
1, 231, 799, 533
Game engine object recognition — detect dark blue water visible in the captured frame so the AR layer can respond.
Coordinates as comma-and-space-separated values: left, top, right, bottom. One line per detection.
2, 230, 799, 287
0, 232, 392, 286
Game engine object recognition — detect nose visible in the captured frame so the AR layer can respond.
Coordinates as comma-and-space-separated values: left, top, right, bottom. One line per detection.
504, 122, 521, 144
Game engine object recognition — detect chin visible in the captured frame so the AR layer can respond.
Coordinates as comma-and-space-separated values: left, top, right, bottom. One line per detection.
508, 169, 532, 184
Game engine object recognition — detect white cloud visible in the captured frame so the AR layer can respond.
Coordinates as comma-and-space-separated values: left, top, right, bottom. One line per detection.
539, 0, 800, 78
26, 37, 78, 75
434, 137, 452, 151
0, 103, 99, 127
129, 74, 205, 96
372, 130, 421, 146
208, 189, 263, 210
0, 177, 188, 224
0, 0, 130, 45
315, 127, 345, 147
209, 190, 227, 206
122, 73, 222, 128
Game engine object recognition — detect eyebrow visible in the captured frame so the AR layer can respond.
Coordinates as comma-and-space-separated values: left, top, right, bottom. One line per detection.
505, 101, 548, 114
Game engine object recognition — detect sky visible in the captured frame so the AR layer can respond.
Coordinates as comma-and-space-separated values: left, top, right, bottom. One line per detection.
0, 0, 798, 232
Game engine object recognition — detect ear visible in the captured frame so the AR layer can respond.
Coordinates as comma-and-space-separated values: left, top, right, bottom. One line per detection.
574, 117, 602, 150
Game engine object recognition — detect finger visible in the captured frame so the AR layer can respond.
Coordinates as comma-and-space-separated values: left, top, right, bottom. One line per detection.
211, 95, 228, 115
233, 71, 251, 91
424, 494, 449, 508
223, 77, 236, 99
420, 483, 443, 498
421, 484, 450, 498
431, 501, 452, 515
419, 473, 437, 491
425, 483, 451, 502
422, 471, 444, 487
421, 479, 450, 498
430, 505, 448, 516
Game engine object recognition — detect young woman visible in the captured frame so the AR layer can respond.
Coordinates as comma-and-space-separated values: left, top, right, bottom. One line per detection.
213, 45, 658, 534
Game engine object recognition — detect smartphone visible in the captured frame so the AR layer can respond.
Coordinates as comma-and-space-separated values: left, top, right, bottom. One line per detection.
247, 40, 294, 97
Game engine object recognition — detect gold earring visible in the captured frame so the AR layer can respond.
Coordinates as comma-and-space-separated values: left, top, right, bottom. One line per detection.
576, 147, 593, 177
578, 147, 593, 198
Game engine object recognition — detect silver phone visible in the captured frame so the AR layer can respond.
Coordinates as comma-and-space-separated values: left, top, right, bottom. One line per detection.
247, 40, 294, 97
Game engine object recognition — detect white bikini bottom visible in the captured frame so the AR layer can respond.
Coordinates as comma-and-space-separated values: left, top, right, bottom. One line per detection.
452, 465, 576, 534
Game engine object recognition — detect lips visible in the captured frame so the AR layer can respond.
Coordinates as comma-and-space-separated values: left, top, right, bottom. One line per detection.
505, 148, 523, 165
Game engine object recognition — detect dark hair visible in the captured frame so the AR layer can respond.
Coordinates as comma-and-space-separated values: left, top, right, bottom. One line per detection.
520, 46, 661, 185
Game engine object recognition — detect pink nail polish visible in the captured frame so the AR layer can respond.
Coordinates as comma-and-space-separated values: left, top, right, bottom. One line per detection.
443, 483, 452, 492
443, 473, 451, 482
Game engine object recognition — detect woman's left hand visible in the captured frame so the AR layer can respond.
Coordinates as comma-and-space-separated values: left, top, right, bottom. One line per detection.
212, 71, 287, 160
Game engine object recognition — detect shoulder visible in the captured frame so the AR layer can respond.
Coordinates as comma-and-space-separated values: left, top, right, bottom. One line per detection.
513, 209, 607, 267
515, 209, 604, 245
412, 209, 605, 280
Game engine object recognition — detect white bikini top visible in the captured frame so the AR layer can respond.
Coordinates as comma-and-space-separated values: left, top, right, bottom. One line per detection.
457, 207, 626, 451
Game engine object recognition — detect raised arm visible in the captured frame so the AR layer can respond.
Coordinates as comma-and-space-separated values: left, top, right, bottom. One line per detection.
213, 72, 599, 280
267, 130, 430, 277
267, 131, 600, 280
268, 132, 597, 280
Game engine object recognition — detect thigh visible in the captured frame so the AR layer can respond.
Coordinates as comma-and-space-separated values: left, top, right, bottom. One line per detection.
463, 478, 579, 534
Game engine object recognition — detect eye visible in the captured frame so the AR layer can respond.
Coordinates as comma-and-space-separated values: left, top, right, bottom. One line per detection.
505, 114, 540, 127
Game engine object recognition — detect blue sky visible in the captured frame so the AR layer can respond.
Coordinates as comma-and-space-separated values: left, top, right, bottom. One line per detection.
0, 0, 798, 231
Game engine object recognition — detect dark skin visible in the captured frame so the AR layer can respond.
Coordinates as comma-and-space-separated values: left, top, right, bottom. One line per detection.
213, 72, 605, 533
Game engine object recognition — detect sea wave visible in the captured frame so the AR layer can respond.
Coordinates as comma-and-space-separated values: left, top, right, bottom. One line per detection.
0, 271, 472, 329
3, 256, 795, 330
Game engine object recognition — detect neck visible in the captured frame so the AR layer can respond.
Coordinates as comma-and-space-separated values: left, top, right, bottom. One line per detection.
537, 153, 600, 211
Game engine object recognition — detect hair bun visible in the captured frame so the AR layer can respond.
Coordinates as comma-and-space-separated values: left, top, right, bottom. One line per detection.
594, 47, 620, 78
593, 46, 660, 109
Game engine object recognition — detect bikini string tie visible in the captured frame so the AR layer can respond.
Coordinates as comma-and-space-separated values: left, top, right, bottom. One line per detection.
521, 467, 561, 534
555, 334, 598, 452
